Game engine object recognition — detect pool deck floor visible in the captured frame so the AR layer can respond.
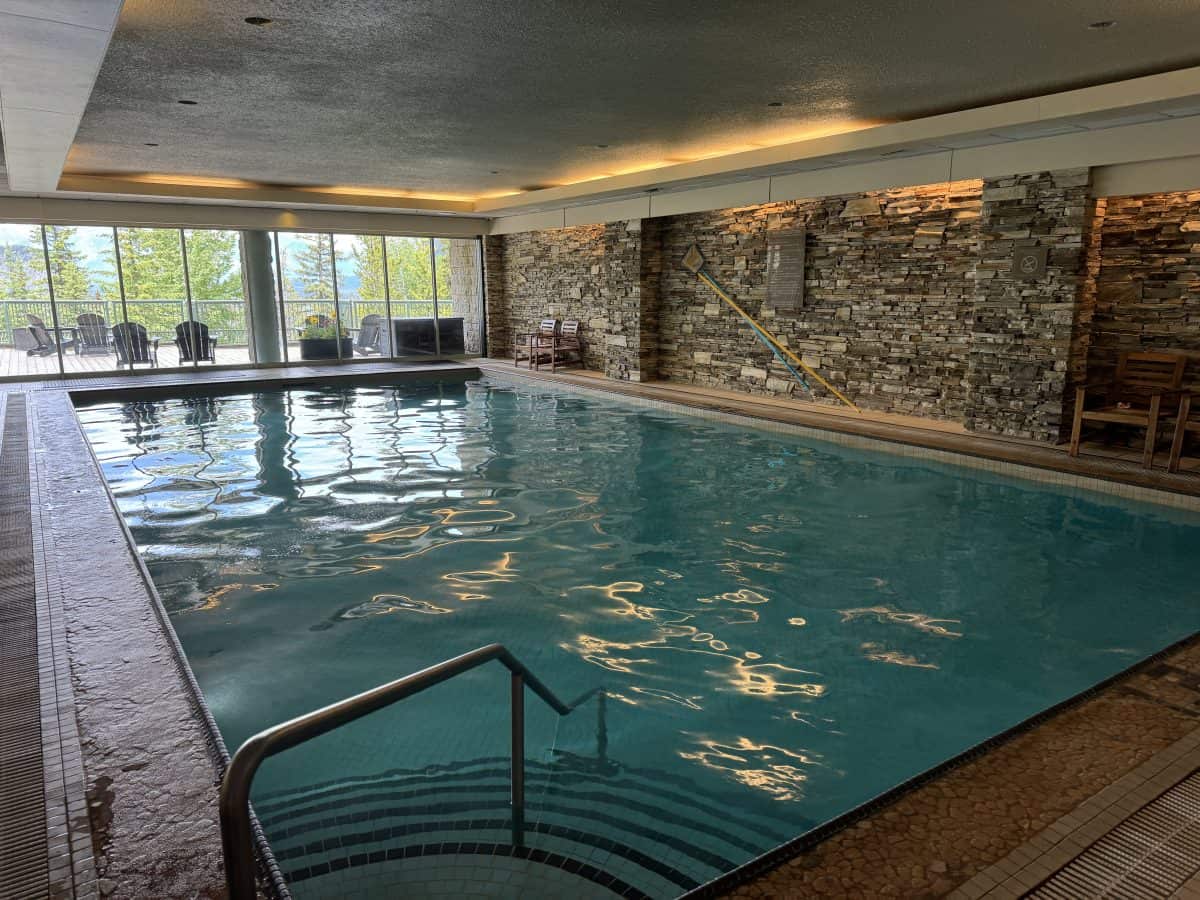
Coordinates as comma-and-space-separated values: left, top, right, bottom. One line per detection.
0, 359, 1197, 899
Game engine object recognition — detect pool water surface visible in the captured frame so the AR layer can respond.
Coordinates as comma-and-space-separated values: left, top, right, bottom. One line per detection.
76, 379, 1200, 898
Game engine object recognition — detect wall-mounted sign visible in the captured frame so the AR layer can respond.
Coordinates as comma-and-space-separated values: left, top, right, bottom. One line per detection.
840, 197, 880, 218
766, 228, 806, 313
1012, 246, 1047, 279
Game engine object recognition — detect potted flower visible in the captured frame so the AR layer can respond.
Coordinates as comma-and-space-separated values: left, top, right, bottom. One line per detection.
297, 316, 352, 360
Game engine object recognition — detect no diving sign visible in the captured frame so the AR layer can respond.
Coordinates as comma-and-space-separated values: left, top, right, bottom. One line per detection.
1012, 246, 1047, 279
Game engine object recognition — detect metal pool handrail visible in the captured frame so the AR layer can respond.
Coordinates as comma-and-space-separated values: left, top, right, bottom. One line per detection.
218, 643, 582, 900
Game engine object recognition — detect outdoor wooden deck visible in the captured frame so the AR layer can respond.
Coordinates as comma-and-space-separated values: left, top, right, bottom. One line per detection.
1, 343, 260, 378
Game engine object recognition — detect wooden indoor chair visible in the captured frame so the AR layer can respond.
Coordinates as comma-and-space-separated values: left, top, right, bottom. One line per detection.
1069, 351, 1186, 468
514, 318, 558, 368
541, 319, 583, 371
1167, 392, 1199, 473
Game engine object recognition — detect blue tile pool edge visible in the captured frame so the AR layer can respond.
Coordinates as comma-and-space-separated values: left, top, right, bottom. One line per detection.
70, 401, 293, 900
678, 627, 1200, 899
479, 370, 1200, 513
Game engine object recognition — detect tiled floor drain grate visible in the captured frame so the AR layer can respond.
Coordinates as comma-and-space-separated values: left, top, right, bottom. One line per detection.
1026, 767, 1200, 899
0, 394, 48, 900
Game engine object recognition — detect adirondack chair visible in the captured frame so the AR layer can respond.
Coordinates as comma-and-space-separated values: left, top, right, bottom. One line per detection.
542, 319, 584, 371
174, 321, 218, 363
514, 318, 558, 369
1168, 392, 1200, 473
112, 322, 159, 368
76, 313, 113, 355
25, 315, 57, 356
353, 314, 389, 356
1069, 351, 1186, 468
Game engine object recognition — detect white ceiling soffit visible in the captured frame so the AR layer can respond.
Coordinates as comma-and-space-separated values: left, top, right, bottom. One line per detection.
0, 195, 489, 237
0, 1, 125, 192
479, 65, 1200, 222
1091, 154, 1200, 198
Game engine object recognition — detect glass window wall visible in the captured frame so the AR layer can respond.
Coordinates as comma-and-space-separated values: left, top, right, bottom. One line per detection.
0, 223, 53, 378
0, 223, 484, 380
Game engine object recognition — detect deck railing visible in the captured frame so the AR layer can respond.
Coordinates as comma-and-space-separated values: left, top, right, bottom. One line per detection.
0, 298, 454, 348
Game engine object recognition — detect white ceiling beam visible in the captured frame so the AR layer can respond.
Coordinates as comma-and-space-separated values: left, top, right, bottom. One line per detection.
0, 1, 125, 191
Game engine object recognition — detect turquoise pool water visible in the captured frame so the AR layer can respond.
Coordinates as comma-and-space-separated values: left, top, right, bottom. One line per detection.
77, 379, 1200, 898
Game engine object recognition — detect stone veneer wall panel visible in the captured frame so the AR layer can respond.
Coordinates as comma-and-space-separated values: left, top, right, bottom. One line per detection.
1088, 191, 1200, 389
482, 234, 506, 358
638, 217, 663, 381
657, 181, 983, 419
602, 219, 659, 381
964, 169, 1092, 442
485, 225, 608, 370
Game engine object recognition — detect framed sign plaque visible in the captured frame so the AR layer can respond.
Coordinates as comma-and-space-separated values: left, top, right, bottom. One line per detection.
766, 228, 806, 313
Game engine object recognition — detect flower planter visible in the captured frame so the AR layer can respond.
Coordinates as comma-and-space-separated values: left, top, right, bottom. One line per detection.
298, 337, 353, 360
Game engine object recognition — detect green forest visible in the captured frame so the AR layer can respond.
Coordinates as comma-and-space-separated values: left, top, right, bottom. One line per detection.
0, 227, 456, 346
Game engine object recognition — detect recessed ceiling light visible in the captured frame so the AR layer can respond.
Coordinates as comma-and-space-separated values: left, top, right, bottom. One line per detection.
245, 16, 273, 26
177, 99, 198, 105
767, 101, 784, 107
1088, 19, 1115, 28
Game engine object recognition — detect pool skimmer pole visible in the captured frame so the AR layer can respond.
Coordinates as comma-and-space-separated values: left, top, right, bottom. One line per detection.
680, 244, 860, 413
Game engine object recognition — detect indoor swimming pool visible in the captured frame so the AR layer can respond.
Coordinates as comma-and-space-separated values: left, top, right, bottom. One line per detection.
76, 377, 1200, 899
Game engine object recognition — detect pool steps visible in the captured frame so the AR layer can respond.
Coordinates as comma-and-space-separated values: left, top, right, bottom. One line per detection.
254, 756, 803, 898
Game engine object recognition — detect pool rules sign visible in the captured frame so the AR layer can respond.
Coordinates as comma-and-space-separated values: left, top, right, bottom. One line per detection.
766, 228, 806, 313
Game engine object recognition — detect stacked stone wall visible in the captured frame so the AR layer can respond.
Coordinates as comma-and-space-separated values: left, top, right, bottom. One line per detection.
964, 169, 1092, 442
1087, 191, 1200, 390
483, 170, 1200, 442
485, 225, 608, 371
656, 181, 982, 419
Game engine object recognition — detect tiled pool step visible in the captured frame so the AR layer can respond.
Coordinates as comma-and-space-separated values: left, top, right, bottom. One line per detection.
254, 757, 802, 898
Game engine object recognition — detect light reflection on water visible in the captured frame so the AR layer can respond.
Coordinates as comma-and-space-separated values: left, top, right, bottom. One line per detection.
76, 379, 1200, 872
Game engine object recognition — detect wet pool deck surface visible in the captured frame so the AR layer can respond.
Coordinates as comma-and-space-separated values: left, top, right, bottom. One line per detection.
0, 360, 1196, 899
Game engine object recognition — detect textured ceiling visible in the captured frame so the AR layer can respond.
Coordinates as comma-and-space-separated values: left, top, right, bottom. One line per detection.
65, 0, 1200, 198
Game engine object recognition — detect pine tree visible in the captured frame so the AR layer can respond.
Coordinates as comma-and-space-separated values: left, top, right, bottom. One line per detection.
115, 228, 186, 300
0, 243, 40, 299
289, 233, 336, 299
41, 226, 91, 300
352, 236, 387, 300
384, 237, 434, 308
183, 230, 241, 299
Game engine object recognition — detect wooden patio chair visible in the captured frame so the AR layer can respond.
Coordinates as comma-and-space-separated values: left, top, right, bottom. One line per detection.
353, 314, 389, 356
25, 315, 57, 357
112, 322, 159, 368
1069, 351, 1186, 468
1167, 392, 1200, 473
514, 318, 558, 369
76, 313, 113, 355
541, 319, 584, 371
174, 320, 218, 363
